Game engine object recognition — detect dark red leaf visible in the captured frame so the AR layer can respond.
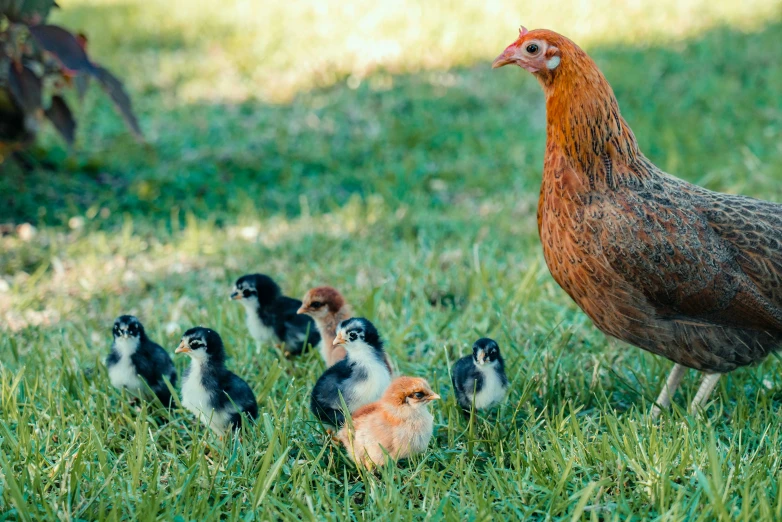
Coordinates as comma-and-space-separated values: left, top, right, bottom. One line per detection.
29, 25, 94, 72
45, 95, 76, 145
91, 65, 143, 139
7, 62, 42, 114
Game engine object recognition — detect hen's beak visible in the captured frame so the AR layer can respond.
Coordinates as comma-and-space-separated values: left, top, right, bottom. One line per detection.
175, 340, 191, 354
296, 305, 307, 315
492, 46, 516, 69
230, 290, 242, 300
333, 332, 347, 346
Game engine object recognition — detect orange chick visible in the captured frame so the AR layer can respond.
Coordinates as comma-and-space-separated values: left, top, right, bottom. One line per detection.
297, 286, 353, 366
337, 376, 439, 470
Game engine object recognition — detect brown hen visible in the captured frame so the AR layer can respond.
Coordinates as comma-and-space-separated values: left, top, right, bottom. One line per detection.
493, 27, 782, 416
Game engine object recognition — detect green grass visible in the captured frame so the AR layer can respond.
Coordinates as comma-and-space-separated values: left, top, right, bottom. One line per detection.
2, 0, 782, 519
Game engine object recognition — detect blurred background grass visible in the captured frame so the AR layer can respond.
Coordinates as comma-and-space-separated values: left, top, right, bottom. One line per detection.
1, 0, 782, 519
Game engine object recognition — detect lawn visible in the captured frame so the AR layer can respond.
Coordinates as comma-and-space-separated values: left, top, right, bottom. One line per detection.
1, 0, 782, 519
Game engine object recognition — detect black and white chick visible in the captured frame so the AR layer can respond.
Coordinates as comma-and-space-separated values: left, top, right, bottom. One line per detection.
310, 318, 393, 427
451, 338, 508, 412
176, 327, 259, 436
106, 315, 177, 407
231, 274, 321, 356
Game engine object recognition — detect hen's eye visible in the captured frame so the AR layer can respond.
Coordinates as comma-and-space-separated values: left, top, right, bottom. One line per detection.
348, 332, 358, 341
311, 301, 323, 308
526, 43, 539, 54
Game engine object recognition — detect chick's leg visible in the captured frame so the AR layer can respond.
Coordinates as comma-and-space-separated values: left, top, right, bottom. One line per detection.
651, 363, 687, 419
689, 373, 721, 414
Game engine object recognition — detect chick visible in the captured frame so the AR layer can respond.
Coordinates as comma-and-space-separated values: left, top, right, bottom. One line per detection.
106, 315, 177, 407
337, 376, 439, 470
176, 327, 259, 435
451, 338, 508, 412
297, 286, 353, 366
231, 274, 320, 356
310, 318, 393, 427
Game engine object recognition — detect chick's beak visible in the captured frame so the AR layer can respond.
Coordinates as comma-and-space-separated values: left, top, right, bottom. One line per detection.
175, 340, 191, 354
477, 351, 486, 365
296, 305, 307, 315
333, 332, 346, 346
230, 290, 242, 300
492, 44, 517, 69
428, 393, 441, 401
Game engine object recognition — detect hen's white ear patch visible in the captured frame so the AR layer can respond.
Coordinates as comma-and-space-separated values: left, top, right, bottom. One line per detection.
546, 56, 561, 69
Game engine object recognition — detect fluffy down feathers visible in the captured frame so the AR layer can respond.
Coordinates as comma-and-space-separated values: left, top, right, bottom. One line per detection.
232, 274, 321, 355
337, 376, 438, 470
310, 318, 392, 426
297, 286, 353, 366
107, 315, 177, 407
177, 327, 258, 435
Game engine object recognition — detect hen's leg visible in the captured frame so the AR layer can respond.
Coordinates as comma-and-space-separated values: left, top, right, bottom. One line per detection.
651, 363, 687, 419
689, 373, 721, 414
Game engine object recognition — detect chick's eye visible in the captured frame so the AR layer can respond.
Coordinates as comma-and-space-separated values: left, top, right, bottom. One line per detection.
414, 392, 425, 399
526, 43, 539, 54
348, 332, 358, 341
311, 301, 323, 308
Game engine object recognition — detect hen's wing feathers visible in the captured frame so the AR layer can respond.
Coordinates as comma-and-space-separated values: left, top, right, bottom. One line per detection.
597, 174, 782, 333
694, 189, 782, 308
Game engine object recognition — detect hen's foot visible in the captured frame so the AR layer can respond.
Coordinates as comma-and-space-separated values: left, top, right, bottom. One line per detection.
651, 363, 687, 420
689, 373, 721, 415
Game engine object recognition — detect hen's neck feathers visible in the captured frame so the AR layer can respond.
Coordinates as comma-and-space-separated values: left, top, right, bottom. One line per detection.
542, 39, 645, 182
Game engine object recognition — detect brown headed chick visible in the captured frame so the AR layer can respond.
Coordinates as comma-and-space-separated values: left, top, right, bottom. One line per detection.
297, 286, 353, 366
337, 376, 439, 471
298, 286, 395, 373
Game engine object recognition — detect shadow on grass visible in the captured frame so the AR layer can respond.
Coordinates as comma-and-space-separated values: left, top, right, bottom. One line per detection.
1, 19, 780, 230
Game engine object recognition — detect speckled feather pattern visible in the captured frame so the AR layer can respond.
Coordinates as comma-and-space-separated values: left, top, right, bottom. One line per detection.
530, 30, 782, 373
